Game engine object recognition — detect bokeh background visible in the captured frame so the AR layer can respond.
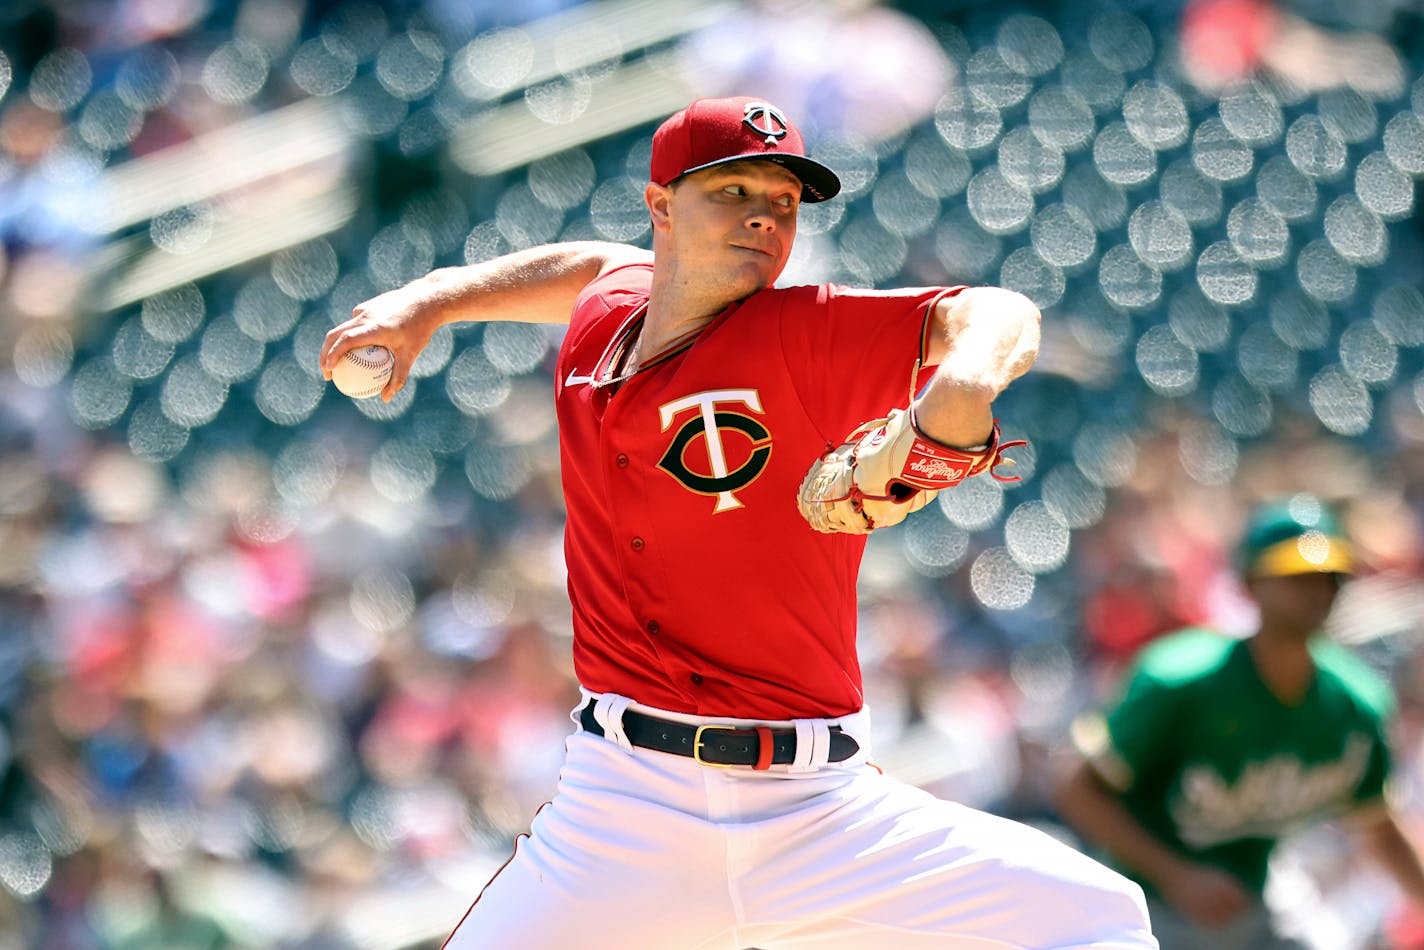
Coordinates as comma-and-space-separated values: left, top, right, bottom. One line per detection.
1, 0, 1423, 947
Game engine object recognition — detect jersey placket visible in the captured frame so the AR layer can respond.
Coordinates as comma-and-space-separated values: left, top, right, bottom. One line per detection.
596, 371, 684, 692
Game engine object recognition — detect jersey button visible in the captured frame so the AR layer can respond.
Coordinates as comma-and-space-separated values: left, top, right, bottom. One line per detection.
646, 620, 660, 635
690, 673, 704, 685
630, 537, 645, 551
615, 453, 629, 468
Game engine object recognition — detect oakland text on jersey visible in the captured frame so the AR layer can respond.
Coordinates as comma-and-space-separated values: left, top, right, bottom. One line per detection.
1170, 733, 1374, 847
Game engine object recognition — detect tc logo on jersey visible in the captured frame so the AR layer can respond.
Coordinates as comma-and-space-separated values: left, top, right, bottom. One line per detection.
657, 390, 772, 513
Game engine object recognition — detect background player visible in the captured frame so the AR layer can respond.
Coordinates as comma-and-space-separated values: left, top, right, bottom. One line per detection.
1054, 495, 1424, 949
322, 95, 1154, 949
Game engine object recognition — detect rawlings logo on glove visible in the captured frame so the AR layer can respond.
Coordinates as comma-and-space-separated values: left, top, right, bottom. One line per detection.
796, 408, 1026, 535
907, 457, 968, 481
904, 445, 973, 486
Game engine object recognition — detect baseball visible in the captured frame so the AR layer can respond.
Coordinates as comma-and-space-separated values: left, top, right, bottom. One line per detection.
332, 345, 394, 399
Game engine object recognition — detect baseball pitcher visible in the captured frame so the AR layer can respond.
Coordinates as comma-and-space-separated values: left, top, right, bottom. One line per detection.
323, 95, 1155, 949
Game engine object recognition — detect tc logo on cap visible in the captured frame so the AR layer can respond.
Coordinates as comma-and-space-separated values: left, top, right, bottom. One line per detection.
649, 95, 842, 202
743, 102, 788, 145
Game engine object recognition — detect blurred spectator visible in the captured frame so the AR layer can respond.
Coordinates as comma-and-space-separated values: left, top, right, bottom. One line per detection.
1181, 0, 1408, 94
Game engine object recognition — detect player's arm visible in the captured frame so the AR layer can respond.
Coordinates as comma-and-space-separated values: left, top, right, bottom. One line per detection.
320, 241, 653, 399
1051, 758, 1193, 894
912, 286, 1040, 449
1052, 758, 1251, 927
794, 285, 1038, 534
1356, 811, 1424, 907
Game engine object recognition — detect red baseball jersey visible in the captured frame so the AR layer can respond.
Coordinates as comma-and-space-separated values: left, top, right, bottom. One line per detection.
554, 263, 959, 720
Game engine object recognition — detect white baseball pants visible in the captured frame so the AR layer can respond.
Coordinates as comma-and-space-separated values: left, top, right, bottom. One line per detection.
444, 694, 1156, 949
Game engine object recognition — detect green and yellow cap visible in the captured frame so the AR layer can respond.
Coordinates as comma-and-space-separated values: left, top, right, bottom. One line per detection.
1239, 495, 1354, 577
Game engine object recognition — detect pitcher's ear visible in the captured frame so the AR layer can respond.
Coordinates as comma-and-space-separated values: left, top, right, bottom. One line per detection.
646, 181, 673, 231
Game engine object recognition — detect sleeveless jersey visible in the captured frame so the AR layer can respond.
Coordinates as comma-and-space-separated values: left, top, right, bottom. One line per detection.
554, 263, 955, 720
1075, 627, 1394, 896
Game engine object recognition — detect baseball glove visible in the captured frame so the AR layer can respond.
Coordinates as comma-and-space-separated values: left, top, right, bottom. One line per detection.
797, 409, 1026, 534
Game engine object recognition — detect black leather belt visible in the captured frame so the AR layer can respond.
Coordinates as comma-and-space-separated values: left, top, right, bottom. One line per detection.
579, 702, 859, 770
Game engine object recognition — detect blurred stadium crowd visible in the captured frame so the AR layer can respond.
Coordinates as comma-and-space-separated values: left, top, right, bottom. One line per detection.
0, 0, 1423, 947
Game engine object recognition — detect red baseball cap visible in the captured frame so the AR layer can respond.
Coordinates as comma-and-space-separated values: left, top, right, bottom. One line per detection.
650, 96, 841, 203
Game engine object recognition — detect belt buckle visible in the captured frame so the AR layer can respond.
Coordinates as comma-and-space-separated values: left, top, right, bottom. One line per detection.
692, 723, 737, 768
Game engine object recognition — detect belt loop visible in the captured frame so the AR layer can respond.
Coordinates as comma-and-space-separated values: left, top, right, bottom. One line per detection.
790, 719, 831, 772
753, 725, 774, 771
593, 694, 635, 752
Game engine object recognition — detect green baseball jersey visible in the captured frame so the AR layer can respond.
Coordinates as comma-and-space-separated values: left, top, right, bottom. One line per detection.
1074, 627, 1394, 896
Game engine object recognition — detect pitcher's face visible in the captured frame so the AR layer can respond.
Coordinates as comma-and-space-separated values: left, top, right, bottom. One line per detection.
652, 160, 801, 298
